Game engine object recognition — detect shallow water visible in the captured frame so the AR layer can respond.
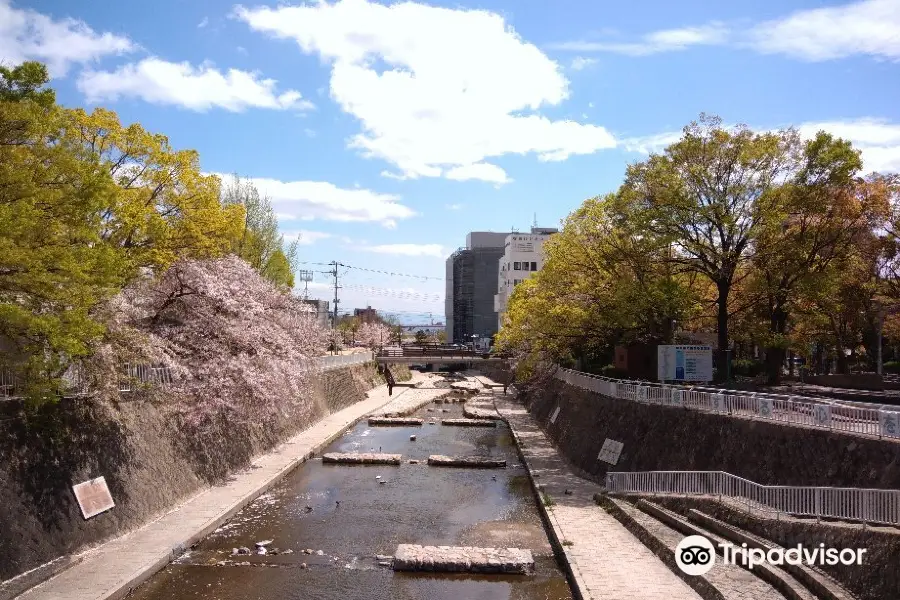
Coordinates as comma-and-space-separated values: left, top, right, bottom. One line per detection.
129, 399, 572, 600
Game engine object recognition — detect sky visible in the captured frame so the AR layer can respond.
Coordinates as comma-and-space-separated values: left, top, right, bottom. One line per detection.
3, 0, 900, 323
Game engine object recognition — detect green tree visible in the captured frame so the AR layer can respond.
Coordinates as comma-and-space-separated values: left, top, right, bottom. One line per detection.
221, 175, 298, 288
622, 114, 799, 380
414, 330, 428, 344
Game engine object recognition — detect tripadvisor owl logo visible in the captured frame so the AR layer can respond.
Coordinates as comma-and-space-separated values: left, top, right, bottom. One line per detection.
675, 535, 716, 575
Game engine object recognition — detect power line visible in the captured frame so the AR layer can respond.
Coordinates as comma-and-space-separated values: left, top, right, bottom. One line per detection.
297, 261, 443, 282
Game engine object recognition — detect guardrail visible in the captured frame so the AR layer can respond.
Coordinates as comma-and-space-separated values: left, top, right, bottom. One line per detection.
313, 352, 374, 371
606, 470, 900, 526
1, 353, 376, 400
555, 368, 900, 441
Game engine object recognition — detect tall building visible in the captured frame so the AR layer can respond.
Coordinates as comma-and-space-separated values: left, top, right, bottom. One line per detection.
445, 231, 511, 344
494, 226, 558, 330
354, 306, 378, 324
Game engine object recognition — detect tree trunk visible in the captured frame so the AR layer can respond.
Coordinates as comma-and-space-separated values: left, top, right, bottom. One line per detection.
765, 305, 789, 385
715, 284, 730, 382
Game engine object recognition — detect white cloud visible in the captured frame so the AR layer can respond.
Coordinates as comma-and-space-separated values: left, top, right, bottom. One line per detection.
198, 17, 209, 28
551, 0, 900, 62
212, 173, 416, 227
623, 118, 900, 174
445, 203, 464, 210
0, 0, 134, 76
570, 56, 597, 70
749, 0, 900, 61
234, 0, 616, 184
550, 23, 727, 56
445, 163, 510, 184
282, 230, 332, 245
236, 45, 248, 55
364, 243, 445, 257
304, 128, 316, 137
797, 118, 900, 173
77, 58, 313, 112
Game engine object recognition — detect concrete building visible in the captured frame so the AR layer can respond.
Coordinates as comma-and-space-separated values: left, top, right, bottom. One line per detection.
494, 226, 559, 330
354, 306, 378, 324
301, 299, 331, 329
445, 231, 512, 344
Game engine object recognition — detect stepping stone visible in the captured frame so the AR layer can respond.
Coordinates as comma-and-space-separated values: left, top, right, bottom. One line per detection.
322, 452, 402, 465
368, 417, 423, 426
441, 418, 497, 427
427, 455, 506, 468
393, 544, 533, 574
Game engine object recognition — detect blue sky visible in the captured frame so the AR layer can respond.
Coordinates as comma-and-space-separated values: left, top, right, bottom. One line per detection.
3, 0, 900, 322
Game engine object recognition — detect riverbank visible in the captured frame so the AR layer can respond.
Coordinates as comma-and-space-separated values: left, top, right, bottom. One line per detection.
13, 372, 431, 600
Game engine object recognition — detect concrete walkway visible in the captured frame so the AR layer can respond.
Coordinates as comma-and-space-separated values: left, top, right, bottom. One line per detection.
493, 393, 702, 600
17, 374, 429, 600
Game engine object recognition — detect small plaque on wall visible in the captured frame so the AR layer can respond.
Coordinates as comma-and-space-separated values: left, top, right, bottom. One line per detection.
73, 476, 115, 519
550, 406, 561, 423
597, 438, 624, 465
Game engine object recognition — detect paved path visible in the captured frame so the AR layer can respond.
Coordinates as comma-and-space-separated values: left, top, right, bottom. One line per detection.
17, 374, 429, 600
492, 393, 702, 600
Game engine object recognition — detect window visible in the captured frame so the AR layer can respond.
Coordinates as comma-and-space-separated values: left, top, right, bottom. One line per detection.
531, 261, 537, 271
513, 261, 521, 270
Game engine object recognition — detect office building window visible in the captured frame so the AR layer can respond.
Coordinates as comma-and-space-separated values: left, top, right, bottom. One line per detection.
531, 261, 537, 271
513, 262, 521, 270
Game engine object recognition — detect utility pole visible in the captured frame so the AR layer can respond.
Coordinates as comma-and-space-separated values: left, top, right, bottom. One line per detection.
327, 261, 343, 355
297, 269, 313, 301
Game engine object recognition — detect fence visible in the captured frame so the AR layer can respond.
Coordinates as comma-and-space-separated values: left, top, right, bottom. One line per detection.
605, 470, 900, 526
555, 367, 900, 441
1, 352, 376, 400
312, 352, 375, 371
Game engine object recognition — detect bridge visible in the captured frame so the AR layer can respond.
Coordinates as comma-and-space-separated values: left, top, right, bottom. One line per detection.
375, 346, 510, 365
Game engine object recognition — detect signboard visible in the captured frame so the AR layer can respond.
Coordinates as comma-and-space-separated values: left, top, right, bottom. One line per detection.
598, 438, 624, 465
880, 411, 900, 438
72, 476, 115, 519
712, 393, 726, 412
657, 345, 713, 382
670, 388, 683, 406
550, 406, 561, 424
758, 398, 774, 419
813, 404, 832, 428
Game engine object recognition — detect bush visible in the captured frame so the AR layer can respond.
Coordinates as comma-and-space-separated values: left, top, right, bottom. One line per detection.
883, 361, 900, 374
598, 364, 628, 379
732, 358, 765, 377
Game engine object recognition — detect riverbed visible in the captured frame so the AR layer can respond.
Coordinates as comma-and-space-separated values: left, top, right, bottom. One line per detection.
128, 394, 572, 600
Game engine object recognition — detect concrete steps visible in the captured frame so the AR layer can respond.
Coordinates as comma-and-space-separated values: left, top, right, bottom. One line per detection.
426, 455, 506, 468
685, 508, 855, 600
601, 495, 790, 600
321, 452, 402, 465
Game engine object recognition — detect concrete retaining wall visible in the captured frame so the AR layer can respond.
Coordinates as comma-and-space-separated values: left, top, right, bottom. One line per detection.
518, 374, 900, 490
0, 362, 394, 582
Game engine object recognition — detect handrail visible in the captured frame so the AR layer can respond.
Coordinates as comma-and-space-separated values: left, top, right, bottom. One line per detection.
0, 352, 376, 400
555, 367, 900, 441
605, 470, 900, 525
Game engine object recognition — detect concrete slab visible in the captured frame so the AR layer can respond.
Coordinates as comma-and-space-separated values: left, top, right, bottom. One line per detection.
393, 544, 533, 574
367, 417, 423, 426
441, 418, 497, 427
427, 455, 506, 468
321, 452, 402, 465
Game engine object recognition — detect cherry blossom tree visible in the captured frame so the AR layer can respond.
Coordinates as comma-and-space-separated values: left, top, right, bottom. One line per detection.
355, 322, 393, 350
97, 256, 327, 429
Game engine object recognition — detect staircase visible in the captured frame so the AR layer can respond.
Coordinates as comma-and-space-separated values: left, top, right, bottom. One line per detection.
596, 494, 858, 600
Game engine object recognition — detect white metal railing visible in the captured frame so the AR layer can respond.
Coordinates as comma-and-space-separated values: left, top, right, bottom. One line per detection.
1, 352, 375, 399
312, 351, 375, 372
555, 367, 900, 441
606, 470, 900, 526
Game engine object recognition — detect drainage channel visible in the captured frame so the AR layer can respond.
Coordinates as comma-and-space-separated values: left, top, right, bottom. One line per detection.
128, 396, 573, 600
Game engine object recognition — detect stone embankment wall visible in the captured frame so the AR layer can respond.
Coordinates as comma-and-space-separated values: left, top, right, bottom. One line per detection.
0, 362, 401, 582
504, 371, 900, 490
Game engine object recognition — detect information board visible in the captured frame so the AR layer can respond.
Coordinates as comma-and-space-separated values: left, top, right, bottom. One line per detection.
657, 345, 713, 382
72, 476, 115, 520
597, 438, 624, 465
